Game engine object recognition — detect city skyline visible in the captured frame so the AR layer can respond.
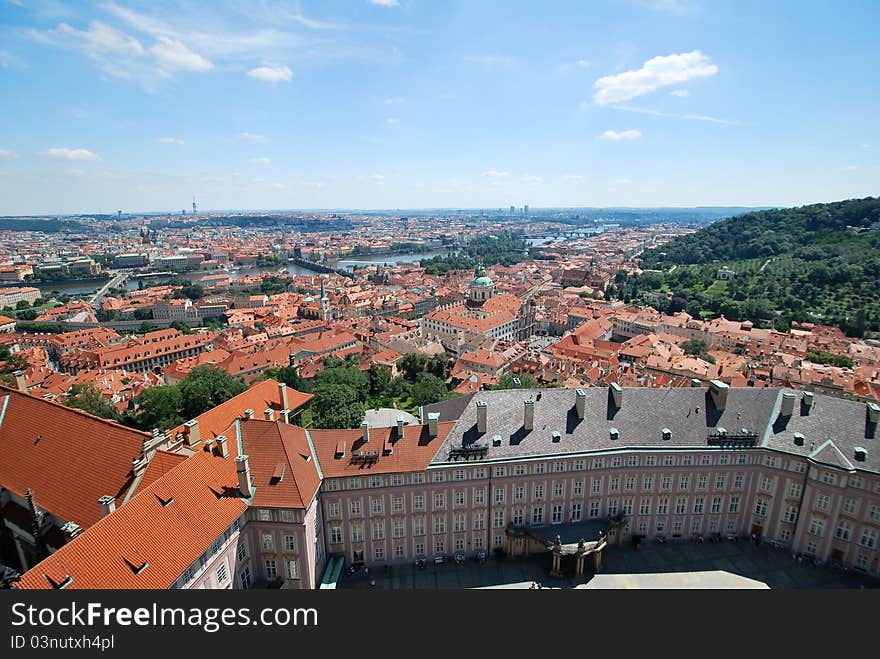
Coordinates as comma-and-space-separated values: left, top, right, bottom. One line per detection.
1, 0, 878, 214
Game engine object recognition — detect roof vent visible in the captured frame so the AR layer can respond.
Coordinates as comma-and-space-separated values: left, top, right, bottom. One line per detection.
793, 432, 805, 446
492, 434, 502, 446
802, 391, 814, 411
551, 430, 562, 443
334, 441, 346, 459
780, 391, 796, 417
691, 378, 702, 388
868, 402, 880, 424
609, 427, 619, 441
854, 447, 867, 462
661, 428, 671, 441
610, 382, 623, 408
243, 408, 254, 420
512, 377, 522, 388
716, 427, 727, 436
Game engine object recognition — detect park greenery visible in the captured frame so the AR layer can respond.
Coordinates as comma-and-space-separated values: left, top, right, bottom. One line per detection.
607, 198, 880, 336
422, 232, 529, 275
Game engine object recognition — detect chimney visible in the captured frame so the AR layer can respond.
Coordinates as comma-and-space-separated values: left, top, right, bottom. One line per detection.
203, 438, 214, 453
280, 408, 291, 424
610, 382, 623, 409
60, 521, 83, 541
235, 455, 252, 498
97, 495, 116, 517
524, 398, 535, 431
691, 378, 702, 388
12, 369, 27, 392
868, 402, 880, 424
709, 380, 729, 411
184, 419, 201, 446
264, 408, 275, 422
780, 391, 796, 417
361, 421, 370, 443
427, 412, 440, 437
278, 381, 289, 410
244, 408, 254, 420
476, 400, 488, 433
575, 388, 586, 419
854, 447, 867, 462
802, 391, 814, 411
396, 414, 405, 438
216, 435, 229, 458
793, 432, 805, 446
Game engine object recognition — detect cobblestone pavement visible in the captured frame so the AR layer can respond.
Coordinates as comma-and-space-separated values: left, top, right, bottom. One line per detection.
338, 539, 879, 590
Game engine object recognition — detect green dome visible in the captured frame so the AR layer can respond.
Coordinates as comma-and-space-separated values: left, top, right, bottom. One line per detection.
471, 264, 494, 288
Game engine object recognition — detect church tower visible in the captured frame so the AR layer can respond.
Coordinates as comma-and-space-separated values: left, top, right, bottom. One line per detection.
467, 263, 495, 309
320, 278, 331, 322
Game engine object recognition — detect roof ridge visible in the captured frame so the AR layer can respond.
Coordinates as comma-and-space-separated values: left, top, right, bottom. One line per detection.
0, 383, 151, 439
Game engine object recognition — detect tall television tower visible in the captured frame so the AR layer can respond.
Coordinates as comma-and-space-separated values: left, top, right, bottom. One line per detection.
192, 194, 197, 215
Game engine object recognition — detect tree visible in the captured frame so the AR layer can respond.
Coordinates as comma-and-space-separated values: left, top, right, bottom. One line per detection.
386, 376, 413, 400
65, 383, 118, 421
311, 382, 365, 429
15, 300, 30, 310
262, 365, 312, 393
17, 309, 37, 321
170, 321, 192, 334
426, 354, 451, 379
399, 353, 428, 382
179, 366, 247, 419
493, 373, 538, 390
313, 366, 368, 403
368, 364, 392, 396
139, 321, 154, 333
681, 340, 710, 356
411, 372, 448, 406
134, 307, 153, 320
133, 385, 183, 431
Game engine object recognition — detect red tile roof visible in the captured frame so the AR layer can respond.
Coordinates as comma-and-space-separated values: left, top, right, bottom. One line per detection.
310, 422, 453, 477
15, 450, 247, 590
0, 385, 151, 529
237, 419, 321, 509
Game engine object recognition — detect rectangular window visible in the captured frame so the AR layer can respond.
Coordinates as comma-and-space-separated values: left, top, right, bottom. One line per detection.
494, 466, 506, 477
657, 498, 669, 515
283, 535, 296, 552
261, 533, 274, 551
433, 472, 445, 483
610, 478, 620, 492
711, 496, 722, 514
240, 566, 251, 589
413, 494, 425, 511
350, 500, 362, 516
821, 472, 837, 486
534, 484, 544, 500
454, 513, 466, 533
592, 478, 602, 494
592, 458, 604, 469
348, 477, 362, 490
552, 505, 563, 524
433, 492, 446, 510
534, 463, 546, 474
639, 498, 651, 515
789, 483, 802, 498
571, 503, 582, 521
718, 455, 730, 466
590, 501, 600, 518
328, 501, 341, 518
697, 475, 708, 490
663, 455, 675, 467
512, 509, 524, 525
715, 475, 726, 490
350, 523, 364, 542
835, 521, 852, 541
395, 545, 405, 559
607, 499, 618, 516
286, 560, 299, 580
370, 497, 384, 515
554, 461, 565, 473
661, 476, 672, 491
645, 456, 657, 467
627, 455, 637, 467
737, 455, 748, 465
859, 528, 877, 549
374, 547, 384, 561
625, 476, 635, 491
682, 456, 693, 466
259, 509, 272, 522
370, 475, 382, 488
493, 510, 505, 528
755, 498, 768, 518
734, 474, 744, 489
869, 505, 880, 522
676, 497, 687, 515
264, 560, 277, 580
474, 488, 486, 505
553, 482, 564, 498
454, 490, 465, 507
392, 496, 404, 513
808, 518, 824, 537
473, 467, 487, 479
433, 515, 446, 534
453, 469, 466, 481
729, 496, 740, 514
701, 455, 713, 465
573, 480, 584, 496
816, 494, 831, 511
611, 456, 622, 468
372, 521, 385, 541
412, 473, 425, 484
330, 526, 342, 544
514, 465, 526, 476
574, 459, 585, 471
693, 497, 704, 514
514, 486, 525, 501
435, 540, 445, 555
494, 487, 505, 504
216, 563, 228, 584
415, 542, 425, 556
643, 476, 653, 491
761, 476, 773, 492
473, 512, 485, 530
842, 498, 856, 515
679, 476, 690, 491
532, 507, 544, 525
393, 518, 405, 539
391, 474, 403, 487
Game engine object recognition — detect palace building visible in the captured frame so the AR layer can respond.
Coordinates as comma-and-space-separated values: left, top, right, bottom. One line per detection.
12, 380, 880, 589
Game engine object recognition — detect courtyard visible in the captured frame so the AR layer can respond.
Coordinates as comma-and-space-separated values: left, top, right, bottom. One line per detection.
337, 539, 879, 590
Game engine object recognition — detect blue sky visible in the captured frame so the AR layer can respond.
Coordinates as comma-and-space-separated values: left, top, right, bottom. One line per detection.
0, 0, 877, 214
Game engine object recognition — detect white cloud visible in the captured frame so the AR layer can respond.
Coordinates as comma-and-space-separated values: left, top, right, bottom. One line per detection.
238, 132, 267, 142
300, 181, 325, 188
386, 117, 400, 125
0, 49, 25, 69
384, 97, 402, 104
577, 59, 591, 68
156, 137, 184, 145
150, 36, 211, 72
598, 129, 642, 141
368, 0, 400, 6
369, 174, 385, 182
670, 89, 690, 97
562, 174, 584, 183
481, 170, 510, 178
521, 175, 543, 184
249, 157, 271, 165
247, 63, 292, 82
612, 104, 741, 125
0, 149, 18, 160
840, 165, 859, 172
54, 20, 145, 57
593, 50, 717, 105
42, 147, 102, 162
465, 54, 517, 69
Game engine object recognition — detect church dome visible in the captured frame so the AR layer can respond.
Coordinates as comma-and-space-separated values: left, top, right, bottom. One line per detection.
471, 264, 494, 288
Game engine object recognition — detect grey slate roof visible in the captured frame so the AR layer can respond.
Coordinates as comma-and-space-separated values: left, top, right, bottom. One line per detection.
432, 386, 779, 464
429, 386, 880, 475
763, 389, 878, 472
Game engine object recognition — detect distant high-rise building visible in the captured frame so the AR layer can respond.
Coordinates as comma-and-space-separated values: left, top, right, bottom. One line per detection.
509, 206, 515, 214
117, 210, 122, 219
192, 194, 197, 215
524, 204, 529, 215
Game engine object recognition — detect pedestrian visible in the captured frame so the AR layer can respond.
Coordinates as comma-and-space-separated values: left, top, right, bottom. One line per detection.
370, 580, 376, 588
364, 566, 369, 576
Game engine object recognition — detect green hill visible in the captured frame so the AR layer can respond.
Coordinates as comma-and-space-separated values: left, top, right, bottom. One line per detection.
608, 197, 880, 337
